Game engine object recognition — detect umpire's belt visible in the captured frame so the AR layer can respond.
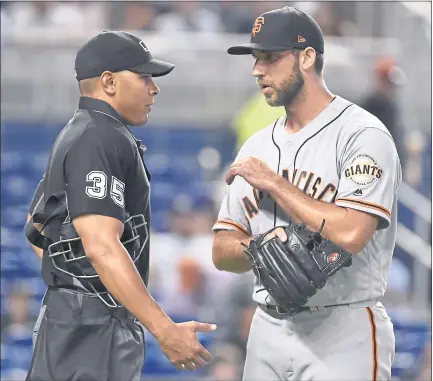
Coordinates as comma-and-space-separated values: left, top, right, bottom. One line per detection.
44, 287, 136, 323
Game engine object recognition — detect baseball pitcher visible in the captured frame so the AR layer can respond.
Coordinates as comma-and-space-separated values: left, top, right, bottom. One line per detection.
213, 7, 401, 381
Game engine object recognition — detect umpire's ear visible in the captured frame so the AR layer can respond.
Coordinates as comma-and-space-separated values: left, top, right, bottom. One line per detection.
100, 71, 116, 95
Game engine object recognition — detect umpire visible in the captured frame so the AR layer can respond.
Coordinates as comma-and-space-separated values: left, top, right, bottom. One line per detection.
24, 31, 216, 381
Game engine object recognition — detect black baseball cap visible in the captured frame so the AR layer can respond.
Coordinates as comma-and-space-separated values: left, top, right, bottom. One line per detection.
228, 7, 324, 55
75, 31, 175, 81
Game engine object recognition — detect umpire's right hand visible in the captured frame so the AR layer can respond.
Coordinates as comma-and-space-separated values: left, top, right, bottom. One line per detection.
156, 320, 217, 371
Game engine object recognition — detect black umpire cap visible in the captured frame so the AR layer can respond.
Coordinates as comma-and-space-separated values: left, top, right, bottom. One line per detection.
228, 7, 324, 55
75, 31, 175, 81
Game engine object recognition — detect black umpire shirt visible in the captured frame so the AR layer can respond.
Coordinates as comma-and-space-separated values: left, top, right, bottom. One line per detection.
28, 96, 151, 288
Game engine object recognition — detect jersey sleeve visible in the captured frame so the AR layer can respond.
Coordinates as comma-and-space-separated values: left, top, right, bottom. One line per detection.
64, 128, 133, 222
28, 175, 45, 215
212, 147, 254, 236
335, 127, 401, 230
212, 179, 253, 236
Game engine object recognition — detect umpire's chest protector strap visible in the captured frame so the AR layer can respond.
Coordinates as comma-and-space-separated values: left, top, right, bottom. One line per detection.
25, 192, 69, 250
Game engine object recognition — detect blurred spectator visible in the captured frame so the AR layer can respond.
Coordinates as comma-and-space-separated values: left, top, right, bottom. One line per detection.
208, 343, 244, 381
1, 282, 35, 340
108, 2, 155, 31
305, 1, 358, 37
154, 1, 222, 33
148, 192, 236, 319
311, 2, 344, 36
218, 2, 255, 34
207, 272, 256, 380
219, 2, 285, 34
4, 1, 105, 35
5, 2, 52, 29
360, 55, 430, 188
360, 56, 407, 163
1, 282, 35, 376
417, 341, 432, 381
161, 256, 208, 320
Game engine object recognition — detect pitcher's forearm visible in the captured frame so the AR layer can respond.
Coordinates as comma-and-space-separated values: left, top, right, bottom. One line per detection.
212, 230, 253, 273
266, 176, 378, 253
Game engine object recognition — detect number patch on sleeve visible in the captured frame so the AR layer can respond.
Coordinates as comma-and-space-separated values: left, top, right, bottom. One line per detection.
86, 171, 107, 199
111, 176, 125, 207
85, 171, 125, 207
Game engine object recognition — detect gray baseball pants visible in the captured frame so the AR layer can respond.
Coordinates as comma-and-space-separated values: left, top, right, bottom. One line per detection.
243, 301, 395, 381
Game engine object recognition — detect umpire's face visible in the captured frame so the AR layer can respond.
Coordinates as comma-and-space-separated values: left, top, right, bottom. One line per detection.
111, 70, 160, 126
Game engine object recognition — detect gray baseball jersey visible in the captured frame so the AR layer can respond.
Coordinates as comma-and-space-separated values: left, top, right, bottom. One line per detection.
213, 96, 402, 308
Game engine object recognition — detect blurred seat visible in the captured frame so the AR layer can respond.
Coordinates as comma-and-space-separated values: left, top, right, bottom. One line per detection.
391, 317, 431, 380
1, 333, 33, 373
1, 249, 41, 279
1, 204, 29, 229
0, 367, 29, 381
2, 125, 237, 235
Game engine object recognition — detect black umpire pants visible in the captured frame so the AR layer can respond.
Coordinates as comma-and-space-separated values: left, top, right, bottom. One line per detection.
26, 287, 145, 381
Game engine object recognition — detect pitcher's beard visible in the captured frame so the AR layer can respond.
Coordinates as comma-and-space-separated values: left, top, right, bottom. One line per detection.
266, 62, 304, 108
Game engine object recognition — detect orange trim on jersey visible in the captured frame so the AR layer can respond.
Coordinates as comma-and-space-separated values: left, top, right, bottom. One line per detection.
366, 307, 378, 381
336, 198, 391, 218
215, 219, 251, 236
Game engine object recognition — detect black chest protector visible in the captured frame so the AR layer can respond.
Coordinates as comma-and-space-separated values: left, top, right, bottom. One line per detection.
25, 192, 147, 308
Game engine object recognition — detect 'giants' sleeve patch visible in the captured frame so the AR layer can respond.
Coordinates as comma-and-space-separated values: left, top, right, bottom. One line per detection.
344, 154, 383, 186
336, 128, 401, 230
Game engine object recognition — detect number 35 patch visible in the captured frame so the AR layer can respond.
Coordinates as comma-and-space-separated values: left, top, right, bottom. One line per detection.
85, 171, 125, 207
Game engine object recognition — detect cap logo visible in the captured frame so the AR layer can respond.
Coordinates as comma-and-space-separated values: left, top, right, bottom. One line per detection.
298, 35, 306, 43
139, 41, 149, 52
252, 17, 265, 37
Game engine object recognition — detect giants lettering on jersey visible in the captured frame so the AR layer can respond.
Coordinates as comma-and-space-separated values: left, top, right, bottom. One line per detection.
242, 168, 337, 219
344, 154, 383, 186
